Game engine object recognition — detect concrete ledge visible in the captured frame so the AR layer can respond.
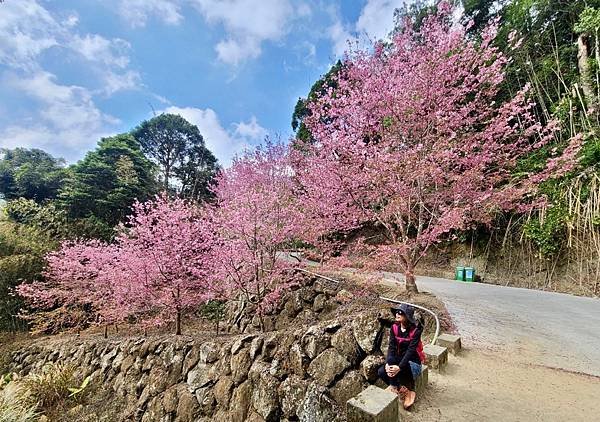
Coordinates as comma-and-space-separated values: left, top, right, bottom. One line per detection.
423, 344, 448, 370
347, 385, 399, 422
436, 334, 461, 355
415, 365, 428, 396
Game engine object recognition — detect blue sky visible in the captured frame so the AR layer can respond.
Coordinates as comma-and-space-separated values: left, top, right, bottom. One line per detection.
0, 0, 408, 166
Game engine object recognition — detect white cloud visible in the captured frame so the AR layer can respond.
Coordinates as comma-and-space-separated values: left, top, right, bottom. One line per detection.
297, 3, 312, 18
68, 32, 142, 96
163, 106, 268, 165
0, 0, 60, 69
234, 116, 267, 140
328, 20, 353, 58
0, 0, 145, 162
102, 70, 142, 96
1, 71, 119, 161
191, 0, 293, 65
328, 0, 406, 58
63, 13, 80, 28
69, 34, 131, 68
356, 0, 405, 41
215, 38, 262, 66
0, 0, 141, 95
118, 0, 183, 28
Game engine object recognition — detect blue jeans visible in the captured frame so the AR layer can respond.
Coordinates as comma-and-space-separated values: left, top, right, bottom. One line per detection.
377, 362, 417, 390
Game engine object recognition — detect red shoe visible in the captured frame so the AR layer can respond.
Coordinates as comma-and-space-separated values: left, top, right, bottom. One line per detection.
403, 389, 416, 409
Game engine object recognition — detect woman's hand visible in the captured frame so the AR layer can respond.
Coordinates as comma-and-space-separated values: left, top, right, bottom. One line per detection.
385, 364, 400, 377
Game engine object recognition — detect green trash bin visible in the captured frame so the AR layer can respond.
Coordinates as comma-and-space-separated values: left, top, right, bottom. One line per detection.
455, 266, 465, 281
464, 267, 475, 282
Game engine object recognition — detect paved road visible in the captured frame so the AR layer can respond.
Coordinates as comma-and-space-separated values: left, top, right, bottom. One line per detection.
381, 272, 600, 377
282, 253, 600, 376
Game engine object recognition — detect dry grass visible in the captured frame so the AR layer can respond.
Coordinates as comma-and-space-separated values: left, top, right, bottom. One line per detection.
0, 378, 39, 422
22, 363, 78, 411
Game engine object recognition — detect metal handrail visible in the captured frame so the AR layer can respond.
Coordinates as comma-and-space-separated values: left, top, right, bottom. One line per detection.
293, 267, 441, 345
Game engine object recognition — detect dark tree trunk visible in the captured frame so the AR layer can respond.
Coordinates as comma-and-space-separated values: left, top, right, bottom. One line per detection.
175, 310, 182, 335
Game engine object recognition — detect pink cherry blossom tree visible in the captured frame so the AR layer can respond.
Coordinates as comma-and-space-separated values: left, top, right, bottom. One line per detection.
210, 141, 300, 329
293, 3, 565, 293
17, 240, 121, 334
18, 194, 217, 335
112, 194, 217, 335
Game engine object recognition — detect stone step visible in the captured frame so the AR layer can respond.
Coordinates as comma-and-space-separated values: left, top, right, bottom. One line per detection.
423, 344, 448, 370
436, 334, 462, 355
347, 385, 399, 422
415, 364, 428, 396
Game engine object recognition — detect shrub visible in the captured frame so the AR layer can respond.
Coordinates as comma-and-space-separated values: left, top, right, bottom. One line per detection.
200, 300, 225, 334
21, 363, 77, 411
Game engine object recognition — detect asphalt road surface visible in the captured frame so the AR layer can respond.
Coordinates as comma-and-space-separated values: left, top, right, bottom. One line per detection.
282, 252, 600, 377
381, 272, 600, 377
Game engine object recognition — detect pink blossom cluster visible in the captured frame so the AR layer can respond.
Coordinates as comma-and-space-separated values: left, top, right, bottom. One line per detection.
18, 3, 581, 324
292, 2, 571, 292
18, 195, 218, 333
18, 142, 301, 333
209, 140, 302, 316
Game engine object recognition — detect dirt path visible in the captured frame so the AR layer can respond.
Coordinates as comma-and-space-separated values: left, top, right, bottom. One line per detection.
407, 347, 600, 421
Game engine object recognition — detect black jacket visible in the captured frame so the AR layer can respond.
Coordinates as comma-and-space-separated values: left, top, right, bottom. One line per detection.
386, 322, 422, 368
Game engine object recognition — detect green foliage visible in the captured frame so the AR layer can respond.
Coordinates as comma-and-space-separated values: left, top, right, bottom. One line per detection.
291, 61, 343, 146
0, 362, 92, 421
131, 113, 219, 201
574, 7, 600, 34
58, 134, 157, 235
579, 135, 600, 168
460, 0, 501, 32
5, 199, 68, 239
0, 220, 56, 331
199, 300, 225, 334
523, 205, 568, 258
0, 148, 67, 203
67, 375, 91, 399
22, 363, 77, 410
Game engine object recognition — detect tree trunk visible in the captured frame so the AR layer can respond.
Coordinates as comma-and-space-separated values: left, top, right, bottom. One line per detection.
175, 310, 182, 335
577, 34, 596, 113
103, 325, 108, 339
594, 30, 600, 102
405, 263, 419, 293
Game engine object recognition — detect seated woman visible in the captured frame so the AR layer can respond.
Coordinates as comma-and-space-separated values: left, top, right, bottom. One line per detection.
378, 303, 423, 409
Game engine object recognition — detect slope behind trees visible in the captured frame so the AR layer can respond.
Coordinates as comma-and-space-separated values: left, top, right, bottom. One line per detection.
131, 113, 219, 201
0, 216, 56, 332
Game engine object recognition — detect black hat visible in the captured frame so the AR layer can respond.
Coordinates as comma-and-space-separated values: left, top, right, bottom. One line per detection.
390, 303, 416, 325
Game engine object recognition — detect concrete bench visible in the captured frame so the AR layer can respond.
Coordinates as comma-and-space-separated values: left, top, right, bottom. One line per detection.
436, 334, 462, 355
347, 385, 399, 422
423, 344, 448, 370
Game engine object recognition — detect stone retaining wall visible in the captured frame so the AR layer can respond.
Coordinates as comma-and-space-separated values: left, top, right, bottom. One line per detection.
9, 281, 395, 422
